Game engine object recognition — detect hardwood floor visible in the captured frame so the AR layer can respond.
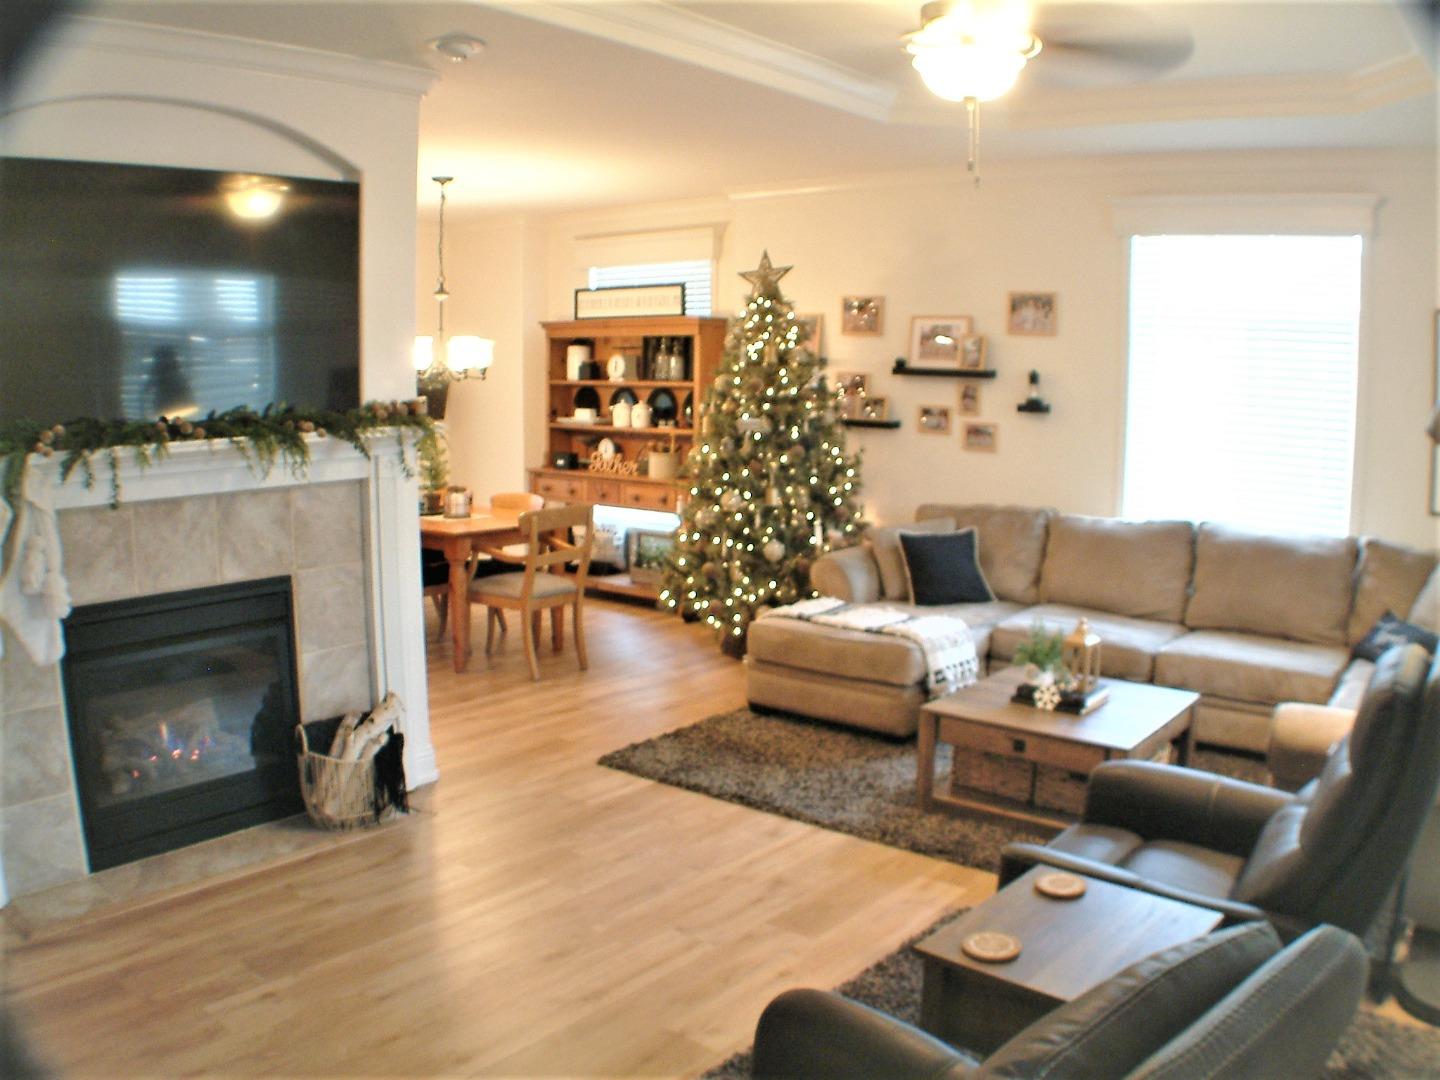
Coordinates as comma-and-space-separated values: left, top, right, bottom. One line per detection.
2, 599, 990, 1078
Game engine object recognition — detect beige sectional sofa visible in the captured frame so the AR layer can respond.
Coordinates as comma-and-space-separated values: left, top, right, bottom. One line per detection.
745, 504, 1438, 751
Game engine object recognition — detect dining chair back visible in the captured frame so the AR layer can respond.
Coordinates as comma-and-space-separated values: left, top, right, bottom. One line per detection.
424, 492, 546, 642
470, 503, 594, 680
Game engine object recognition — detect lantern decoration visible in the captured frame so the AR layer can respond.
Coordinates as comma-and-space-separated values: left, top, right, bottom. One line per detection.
1063, 618, 1102, 695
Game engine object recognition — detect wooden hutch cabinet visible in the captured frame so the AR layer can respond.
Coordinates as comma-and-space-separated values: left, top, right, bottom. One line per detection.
529, 315, 727, 598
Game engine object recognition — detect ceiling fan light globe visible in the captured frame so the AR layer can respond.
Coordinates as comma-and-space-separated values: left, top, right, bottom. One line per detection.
910, 43, 1028, 102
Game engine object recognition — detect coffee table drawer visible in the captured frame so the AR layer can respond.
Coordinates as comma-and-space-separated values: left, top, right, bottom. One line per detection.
942, 718, 1103, 774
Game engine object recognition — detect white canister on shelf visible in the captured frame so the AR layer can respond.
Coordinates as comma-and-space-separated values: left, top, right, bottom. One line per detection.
566, 343, 591, 381
630, 401, 652, 428
611, 401, 632, 427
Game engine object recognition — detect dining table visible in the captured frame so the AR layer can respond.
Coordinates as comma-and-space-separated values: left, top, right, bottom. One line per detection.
420, 508, 526, 673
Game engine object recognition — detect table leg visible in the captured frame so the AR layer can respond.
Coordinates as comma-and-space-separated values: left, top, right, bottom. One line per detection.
448, 553, 471, 674
917, 712, 936, 810
1177, 706, 1196, 767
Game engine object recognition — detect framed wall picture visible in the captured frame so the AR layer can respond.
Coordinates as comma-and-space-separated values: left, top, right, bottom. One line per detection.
1008, 292, 1057, 336
959, 383, 982, 416
918, 405, 951, 434
796, 313, 824, 356
626, 528, 676, 585
964, 422, 998, 452
834, 371, 869, 418
959, 334, 988, 370
575, 283, 685, 319
842, 296, 884, 335
859, 396, 889, 421
910, 315, 974, 366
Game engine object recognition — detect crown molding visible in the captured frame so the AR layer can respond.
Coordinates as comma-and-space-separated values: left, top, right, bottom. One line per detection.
972, 54, 1435, 131
506, 2, 896, 121
54, 17, 436, 99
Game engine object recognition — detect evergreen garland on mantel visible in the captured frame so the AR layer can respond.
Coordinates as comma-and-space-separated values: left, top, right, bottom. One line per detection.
0, 400, 441, 514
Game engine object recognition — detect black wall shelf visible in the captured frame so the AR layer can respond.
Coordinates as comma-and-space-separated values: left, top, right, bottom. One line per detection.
1017, 401, 1052, 415
841, 417, 902, 429
891, 361, 997, 379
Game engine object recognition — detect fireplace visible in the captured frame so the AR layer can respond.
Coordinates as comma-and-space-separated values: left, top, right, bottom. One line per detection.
62, 577, 305, 871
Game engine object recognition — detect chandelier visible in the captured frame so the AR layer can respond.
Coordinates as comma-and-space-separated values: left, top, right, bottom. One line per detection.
414, 175, 493, 389
903, 0, 1041, 184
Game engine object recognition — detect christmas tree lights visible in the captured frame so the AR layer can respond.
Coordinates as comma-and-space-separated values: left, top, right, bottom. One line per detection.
660, 252, 863, 651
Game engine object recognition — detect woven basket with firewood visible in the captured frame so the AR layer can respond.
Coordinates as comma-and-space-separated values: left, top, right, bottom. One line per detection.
295, 693, 409, 830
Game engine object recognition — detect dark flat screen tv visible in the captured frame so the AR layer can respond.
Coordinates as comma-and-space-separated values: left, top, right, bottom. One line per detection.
0, 156, 360, 427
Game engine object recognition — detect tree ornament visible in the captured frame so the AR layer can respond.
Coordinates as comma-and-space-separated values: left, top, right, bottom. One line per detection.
763, 539, 786, 563
722, 489, 744, 512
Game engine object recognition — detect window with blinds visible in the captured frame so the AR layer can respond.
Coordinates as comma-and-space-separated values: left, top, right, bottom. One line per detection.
1122, 234, 1362, 537
588, 259, 713, 316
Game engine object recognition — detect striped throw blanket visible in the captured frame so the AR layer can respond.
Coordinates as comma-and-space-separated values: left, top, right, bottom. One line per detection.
759, 597, 979, 698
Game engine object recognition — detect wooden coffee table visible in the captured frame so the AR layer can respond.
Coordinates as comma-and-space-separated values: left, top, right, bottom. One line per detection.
918, 667, 1199, 823
914, 867, 1224, 1054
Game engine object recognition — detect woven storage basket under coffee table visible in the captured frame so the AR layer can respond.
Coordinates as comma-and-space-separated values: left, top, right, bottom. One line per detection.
919, 667, 1198, 825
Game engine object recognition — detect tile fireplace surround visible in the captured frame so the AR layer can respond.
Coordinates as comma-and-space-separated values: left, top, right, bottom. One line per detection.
0, 435, 432, 905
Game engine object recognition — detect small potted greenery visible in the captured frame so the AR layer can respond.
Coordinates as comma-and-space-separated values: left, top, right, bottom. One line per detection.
418, 435, 449, 516
1012, 619, 1070, 686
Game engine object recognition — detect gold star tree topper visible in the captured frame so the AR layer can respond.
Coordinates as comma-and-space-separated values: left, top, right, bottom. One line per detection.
739, 251, 792, 299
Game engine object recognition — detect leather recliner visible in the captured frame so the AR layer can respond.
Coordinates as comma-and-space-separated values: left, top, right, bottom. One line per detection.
752, 922, 1367, 1080
997, 644, 1440, 941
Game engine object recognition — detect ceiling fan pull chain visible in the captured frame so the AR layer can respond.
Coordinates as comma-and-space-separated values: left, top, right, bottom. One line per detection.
966, 96, 980, 186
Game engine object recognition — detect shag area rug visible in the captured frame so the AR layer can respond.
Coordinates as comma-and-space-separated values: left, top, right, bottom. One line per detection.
700, 910, 1440, 1079
598, 707, 1268, 873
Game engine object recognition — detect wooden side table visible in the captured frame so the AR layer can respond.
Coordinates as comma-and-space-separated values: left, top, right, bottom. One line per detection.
914, 867, 1224, 1055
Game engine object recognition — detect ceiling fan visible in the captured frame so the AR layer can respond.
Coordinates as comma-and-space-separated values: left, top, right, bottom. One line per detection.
902, 0, 1194, 180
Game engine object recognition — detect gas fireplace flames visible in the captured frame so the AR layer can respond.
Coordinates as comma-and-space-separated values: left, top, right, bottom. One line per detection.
101, 697, 252, 797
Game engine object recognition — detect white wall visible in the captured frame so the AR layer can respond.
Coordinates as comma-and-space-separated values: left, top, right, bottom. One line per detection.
416, 212, 548, 499
1, 17, 432, 402
543, 148, 1437, 548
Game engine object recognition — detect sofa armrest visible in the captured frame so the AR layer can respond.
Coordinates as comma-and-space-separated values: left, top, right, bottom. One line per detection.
997, 842, 1270, 925
810, 545, 882, 604
753, 988, 976, 1080
1082, 761, 1292, 857
1266, 703, 1355, 792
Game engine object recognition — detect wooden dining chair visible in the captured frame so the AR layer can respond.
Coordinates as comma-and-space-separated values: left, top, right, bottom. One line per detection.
423, 491, 544, 643
470, 503, 593, 681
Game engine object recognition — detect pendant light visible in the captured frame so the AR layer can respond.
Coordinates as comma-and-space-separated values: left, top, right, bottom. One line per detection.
414, 175, 493, 391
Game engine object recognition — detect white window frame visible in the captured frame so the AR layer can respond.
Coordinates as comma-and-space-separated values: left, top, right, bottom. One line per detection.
1111, 194, 1379, 535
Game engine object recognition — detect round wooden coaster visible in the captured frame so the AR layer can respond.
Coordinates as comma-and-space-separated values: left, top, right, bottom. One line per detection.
961, 931, 1022, 963
1035, 872, 1088, 900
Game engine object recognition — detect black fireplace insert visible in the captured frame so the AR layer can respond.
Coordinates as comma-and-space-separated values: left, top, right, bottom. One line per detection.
62, 577, 305, 871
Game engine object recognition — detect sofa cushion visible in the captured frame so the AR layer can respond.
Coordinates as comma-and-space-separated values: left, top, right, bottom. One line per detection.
899, 528, 995, 605
1409, 564, 1440, 633
866, 517, 954, 601
1038, 514, 1194, 622
915, 504, 1050, 604
1347, 538, 1437, 644
1154, 630, 1347, 707
748, 600, 1020, 688
1185, 523, 1357, 645
989, 604, 1189, 682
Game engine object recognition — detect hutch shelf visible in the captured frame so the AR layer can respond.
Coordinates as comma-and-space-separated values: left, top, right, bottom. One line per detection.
531, 315, 727, 599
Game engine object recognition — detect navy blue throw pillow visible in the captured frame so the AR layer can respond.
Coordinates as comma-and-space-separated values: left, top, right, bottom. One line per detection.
898, 527, 995, 606
1353, 611, 1439, 662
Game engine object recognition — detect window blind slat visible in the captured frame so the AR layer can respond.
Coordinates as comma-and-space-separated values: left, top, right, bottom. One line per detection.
1122, 235, 1361, 537
588, 259, 712, 317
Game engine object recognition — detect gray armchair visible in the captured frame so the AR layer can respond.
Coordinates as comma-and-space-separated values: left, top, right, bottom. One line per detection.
999, 644, 1440, 942
753, 922, 1367, 1080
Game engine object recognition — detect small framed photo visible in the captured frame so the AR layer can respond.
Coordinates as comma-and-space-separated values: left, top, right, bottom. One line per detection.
859, 396, 889, 421
918, 406, 951, 434
834, 371, 869, 397
959, 334, 988, 370
959, 383, 982, 416
910, 316, 974, 366
964, 422, 998, 452
626, 528, 676, 585
1008, 292, 1057, 336
796, 313, 824, 356
842, 296, 884, 335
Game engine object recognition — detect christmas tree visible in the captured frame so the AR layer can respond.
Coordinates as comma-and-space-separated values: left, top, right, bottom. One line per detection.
660, 252, 863, 650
